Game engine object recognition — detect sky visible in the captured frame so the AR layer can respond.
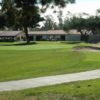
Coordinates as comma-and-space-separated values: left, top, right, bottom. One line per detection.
41, 0, 100, 24
1, 0, 100, 17
0, 0, 100, 16
0, 0, 100, 25
64, 0, 100, 15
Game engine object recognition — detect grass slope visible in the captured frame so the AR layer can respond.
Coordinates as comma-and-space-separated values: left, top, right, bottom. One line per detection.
0, 42, 100, 81
0, 79, 100, 100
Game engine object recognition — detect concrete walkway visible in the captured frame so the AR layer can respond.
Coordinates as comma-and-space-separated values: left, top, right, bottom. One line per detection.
0, 69, 100, 92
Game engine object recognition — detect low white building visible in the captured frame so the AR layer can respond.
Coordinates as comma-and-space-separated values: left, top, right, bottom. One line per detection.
0, 31, 24, 42
0, 30, 99, 42
28, 30, 81, 41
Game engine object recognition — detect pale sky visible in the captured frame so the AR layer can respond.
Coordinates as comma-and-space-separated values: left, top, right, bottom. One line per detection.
41, 0, 100, 24
0, 0, 100, 15
0, 0, 100, 25
64, 0, 100, 15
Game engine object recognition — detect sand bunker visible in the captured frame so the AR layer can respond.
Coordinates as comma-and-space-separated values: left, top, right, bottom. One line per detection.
74, 46, 100, 52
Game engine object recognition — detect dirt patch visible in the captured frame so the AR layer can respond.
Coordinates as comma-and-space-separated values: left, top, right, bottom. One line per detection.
74, 46, 100, 52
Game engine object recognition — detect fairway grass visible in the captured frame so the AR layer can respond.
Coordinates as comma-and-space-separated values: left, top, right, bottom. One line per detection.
0, 42, 100, 82
0, 79, 100, 100
0, 41, 73, 50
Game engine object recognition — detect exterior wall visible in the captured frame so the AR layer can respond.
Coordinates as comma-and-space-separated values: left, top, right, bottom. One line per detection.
47, 35, 65, 41
29, 34, 82, 41
0, 36, 15, 42
42, 35, 50, 40
34, 35, 66, 41
65, 34, 81, 41
36, 35, 42, 41
14, 33, 100, 42
15, 33, 25, 41
33, 35, 36, 41
0, 32, 25, 42
88, 34, 100, 42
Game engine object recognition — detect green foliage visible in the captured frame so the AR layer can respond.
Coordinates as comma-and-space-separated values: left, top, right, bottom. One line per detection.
64, 16, 86, 31
0, 0, 16, 28
85, 16, 100, 32
0, 14, 6, 29
14, 0, 75, 7
63, 15, 100, 42
64, 15, 100, 33
43, 15, 58, 30
58, 10, 64, 29
13, 0, 75, 29
1, 0, 75, 29
1, 0, 75, 43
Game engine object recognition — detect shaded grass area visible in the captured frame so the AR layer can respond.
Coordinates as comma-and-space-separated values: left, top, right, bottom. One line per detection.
0, 79, 100, 100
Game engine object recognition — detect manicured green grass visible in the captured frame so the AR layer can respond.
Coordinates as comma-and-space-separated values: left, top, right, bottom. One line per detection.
0, 79, 100, 100
0, 42, 100, 100
0, 42, 100, 82
0, 41, 73, 50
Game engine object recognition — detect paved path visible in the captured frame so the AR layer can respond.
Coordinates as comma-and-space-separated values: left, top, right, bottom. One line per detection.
0, 69, 100, 92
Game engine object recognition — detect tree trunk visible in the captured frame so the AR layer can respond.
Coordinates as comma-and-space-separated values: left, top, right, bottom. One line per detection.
80, 30, 84, 41
24, 26, 30, 44
80, 30, 89, 42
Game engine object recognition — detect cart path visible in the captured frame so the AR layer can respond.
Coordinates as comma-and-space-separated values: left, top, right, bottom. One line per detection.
0, 69, 100, 92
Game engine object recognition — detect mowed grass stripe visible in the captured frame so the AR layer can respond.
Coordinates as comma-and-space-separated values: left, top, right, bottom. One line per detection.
0, 50, 82, 81
0, 49, 100, 82
0, 42, 74, 50
0, 42, 100, 81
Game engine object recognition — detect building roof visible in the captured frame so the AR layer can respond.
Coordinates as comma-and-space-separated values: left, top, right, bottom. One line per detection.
28, 30, 67, 35
67, 30, 81, 35
0, 31, 22, 37
28, 30, 81, 35
0, 30, 81, 37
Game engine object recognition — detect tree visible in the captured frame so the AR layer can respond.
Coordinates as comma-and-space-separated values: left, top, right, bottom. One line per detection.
63, 16, 91, 42
1, 0, 75, 43
57, 10, 64, 29
63, 14, 100, 42
1, 0, 18, 29
42, 15, 59, 30
64, 16, 86, 32
43, 15, 54, 30
0, 14, 6, 29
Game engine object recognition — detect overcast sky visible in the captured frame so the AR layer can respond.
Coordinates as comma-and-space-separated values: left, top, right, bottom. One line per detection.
0, 0, 100, 25
41, 0, 100, 24
0, 0, 100, 15
65, 0, 100, 15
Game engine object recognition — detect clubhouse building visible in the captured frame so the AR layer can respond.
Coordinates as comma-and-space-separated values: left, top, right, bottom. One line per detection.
28, 30, 81, 41
0, 31, 24, 42
0, 30, 100, 42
